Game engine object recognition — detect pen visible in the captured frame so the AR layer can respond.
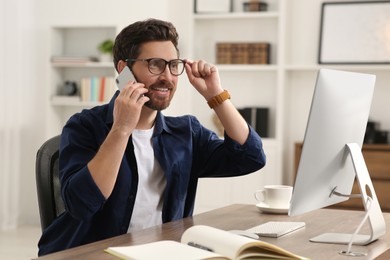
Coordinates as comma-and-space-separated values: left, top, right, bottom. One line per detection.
187, 242, 214, 252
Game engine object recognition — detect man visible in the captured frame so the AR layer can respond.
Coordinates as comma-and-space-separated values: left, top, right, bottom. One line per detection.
38, 18, 266, 256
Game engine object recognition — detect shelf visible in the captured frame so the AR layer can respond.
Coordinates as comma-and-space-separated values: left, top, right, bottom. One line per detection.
194, 11, 279, 20
51, 62, 113, 68
51, 96, 105, 107
285, 64, 390, 72
217, 64, 278, 72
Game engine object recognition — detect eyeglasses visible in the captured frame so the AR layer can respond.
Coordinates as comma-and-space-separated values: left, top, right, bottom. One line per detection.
126, 58, 185, 76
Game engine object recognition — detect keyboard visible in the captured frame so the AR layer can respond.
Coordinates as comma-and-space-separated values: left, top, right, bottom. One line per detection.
246, 221, 305, 238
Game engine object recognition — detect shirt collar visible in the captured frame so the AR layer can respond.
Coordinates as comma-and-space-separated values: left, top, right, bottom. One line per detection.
154, 111, 173, 135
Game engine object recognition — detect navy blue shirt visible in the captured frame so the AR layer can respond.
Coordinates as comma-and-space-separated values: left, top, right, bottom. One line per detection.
38, 92, 266, 255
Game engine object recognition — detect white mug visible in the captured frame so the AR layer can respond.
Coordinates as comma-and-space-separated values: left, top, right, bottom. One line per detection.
254, 185, 293, 208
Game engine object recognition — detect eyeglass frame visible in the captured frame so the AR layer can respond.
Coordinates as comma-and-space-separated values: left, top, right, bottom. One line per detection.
125, 58, 186, 76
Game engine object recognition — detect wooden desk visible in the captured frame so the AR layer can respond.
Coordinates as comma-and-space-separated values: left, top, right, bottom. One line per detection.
35, 204, 390, 260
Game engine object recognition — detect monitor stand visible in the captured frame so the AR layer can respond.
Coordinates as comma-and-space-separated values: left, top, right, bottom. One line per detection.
310, 143, 386, 245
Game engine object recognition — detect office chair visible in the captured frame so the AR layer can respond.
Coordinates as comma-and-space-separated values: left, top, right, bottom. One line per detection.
35, 135, 65, 231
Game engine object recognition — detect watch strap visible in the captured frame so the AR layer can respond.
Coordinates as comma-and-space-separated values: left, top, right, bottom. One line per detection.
207, 90, 231, 109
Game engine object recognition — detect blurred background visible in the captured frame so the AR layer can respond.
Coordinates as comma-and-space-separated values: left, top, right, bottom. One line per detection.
1, 0, 390, 258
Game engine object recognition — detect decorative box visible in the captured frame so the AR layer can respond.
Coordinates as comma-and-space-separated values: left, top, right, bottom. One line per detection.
243, 1, 268, 12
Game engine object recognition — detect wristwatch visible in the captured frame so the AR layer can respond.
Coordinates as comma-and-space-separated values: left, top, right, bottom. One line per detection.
207, 90, 231, 109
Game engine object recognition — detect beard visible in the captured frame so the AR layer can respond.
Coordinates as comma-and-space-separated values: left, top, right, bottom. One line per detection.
144, 80, 176, 111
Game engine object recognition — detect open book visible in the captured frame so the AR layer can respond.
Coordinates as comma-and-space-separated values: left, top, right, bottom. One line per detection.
105, 225, 309, 260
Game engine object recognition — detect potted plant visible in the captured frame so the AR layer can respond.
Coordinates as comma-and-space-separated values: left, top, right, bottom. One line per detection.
97, 39, 114, 62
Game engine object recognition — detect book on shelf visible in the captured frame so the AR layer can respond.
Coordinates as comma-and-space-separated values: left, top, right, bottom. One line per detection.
51, 55, 98, 64
80, 76, 116, 103
104, 225, 308, 260
238, 107, 269, 137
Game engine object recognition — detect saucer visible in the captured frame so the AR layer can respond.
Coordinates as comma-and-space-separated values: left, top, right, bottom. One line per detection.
256, 202, 289, 214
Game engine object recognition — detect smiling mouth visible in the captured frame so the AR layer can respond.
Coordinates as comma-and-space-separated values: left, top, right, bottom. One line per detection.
151, 86, 169, 92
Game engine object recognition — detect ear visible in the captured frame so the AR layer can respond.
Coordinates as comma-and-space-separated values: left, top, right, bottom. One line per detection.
117, 60, 127, 73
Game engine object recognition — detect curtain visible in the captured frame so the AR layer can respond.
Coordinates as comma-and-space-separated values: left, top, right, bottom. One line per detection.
0, 0, 21, 230
0, 0, 36, 229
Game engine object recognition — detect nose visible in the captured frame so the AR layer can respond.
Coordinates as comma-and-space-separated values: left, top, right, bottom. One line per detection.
160, 64, 174, 80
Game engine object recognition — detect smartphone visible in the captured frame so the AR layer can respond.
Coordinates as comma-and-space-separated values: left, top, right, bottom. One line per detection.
115, 66, 136, 91
246, 221, 305, 238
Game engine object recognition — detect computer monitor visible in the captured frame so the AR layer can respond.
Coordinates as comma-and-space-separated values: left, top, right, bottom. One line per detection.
289, 69, 386, 246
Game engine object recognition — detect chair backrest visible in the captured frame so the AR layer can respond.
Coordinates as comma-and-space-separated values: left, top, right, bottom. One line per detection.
35, 135, 65, 231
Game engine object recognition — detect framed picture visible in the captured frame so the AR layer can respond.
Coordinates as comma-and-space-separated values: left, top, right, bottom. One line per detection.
318, 1, 390, 64
194, 0, 232, 13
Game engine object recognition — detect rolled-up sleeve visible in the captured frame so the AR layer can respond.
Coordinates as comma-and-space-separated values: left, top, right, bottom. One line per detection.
190, 116, 266, 178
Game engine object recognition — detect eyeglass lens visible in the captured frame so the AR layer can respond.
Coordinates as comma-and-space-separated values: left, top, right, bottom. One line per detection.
149, 58, 184, 76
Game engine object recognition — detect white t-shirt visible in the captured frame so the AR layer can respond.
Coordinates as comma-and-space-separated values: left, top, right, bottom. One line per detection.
128, 127, 166, 232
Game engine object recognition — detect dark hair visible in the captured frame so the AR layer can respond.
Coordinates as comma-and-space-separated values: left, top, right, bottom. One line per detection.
113, 18, 180, 72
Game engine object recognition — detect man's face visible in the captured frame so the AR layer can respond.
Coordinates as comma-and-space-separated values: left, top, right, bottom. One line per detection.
131, 41, 179, 111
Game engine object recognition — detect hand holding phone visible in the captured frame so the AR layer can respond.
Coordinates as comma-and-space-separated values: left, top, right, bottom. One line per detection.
115, 66, 136, 91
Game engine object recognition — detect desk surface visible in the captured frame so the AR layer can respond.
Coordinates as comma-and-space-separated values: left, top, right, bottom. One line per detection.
35, 204, 390, 260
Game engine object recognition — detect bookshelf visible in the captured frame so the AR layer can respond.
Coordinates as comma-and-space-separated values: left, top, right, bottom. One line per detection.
192, 0, 284, 136
193, 0, 286, 213
47, 26, 117, 136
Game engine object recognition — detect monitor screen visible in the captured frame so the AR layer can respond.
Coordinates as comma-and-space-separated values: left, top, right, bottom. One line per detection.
289, 68, 375, 217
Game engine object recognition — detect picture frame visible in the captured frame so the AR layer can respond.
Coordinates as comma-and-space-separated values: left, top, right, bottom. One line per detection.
318, 1, 390, 64
194, 0, 232, 13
